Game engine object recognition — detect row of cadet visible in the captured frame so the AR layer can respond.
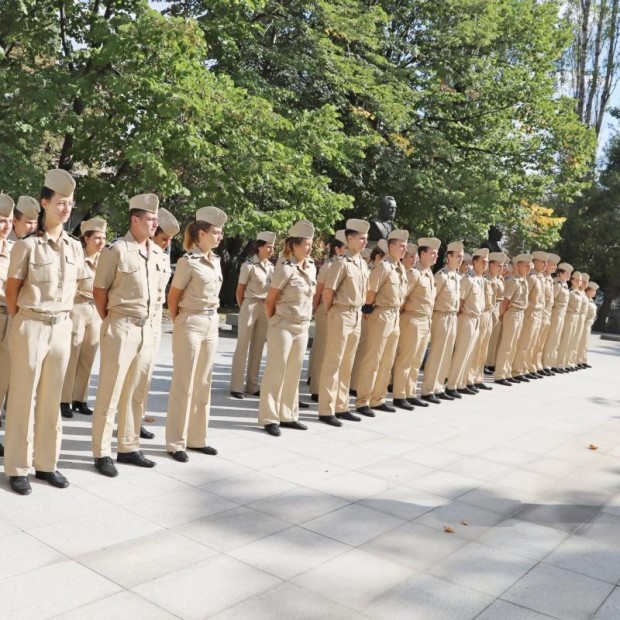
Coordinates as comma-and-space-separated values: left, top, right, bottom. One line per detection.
0, 172, 600, 496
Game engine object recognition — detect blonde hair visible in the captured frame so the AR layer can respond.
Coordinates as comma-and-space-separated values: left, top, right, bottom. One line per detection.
282, 236, 304, 259
183, 220, 212, 252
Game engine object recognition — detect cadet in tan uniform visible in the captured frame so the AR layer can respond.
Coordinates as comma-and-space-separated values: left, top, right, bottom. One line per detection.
566, 273, 590, 371
318, 219, 369, 425
445, 248, 487, 397
557, 271, 583, 371
542, 262, 573, 372
4, 169, 84, 495
91, 194, 164, 477
533, 253, 559, 376
258, 220, 316, 436
392, 238, 439, 410
60, 217, 107, 418
494, 254, 531, 386
132, 207, 179, 438
421, 241, 463, 403
8, 196, 39, 241
165, 207, 226, 461
230, 232, 275, 399
485, 254, 506, 371
577, 281, 599, 368
308, 230, 347, 400
354, 229, 408, 415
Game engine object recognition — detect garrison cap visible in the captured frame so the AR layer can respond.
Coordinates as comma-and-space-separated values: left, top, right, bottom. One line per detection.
488, 252, 506, 263
377, 239, 389, 253
581, 273, 590, 283
587, 282, 599, 291
130, 193, 159, 214
196, 206, 227, 227
417, 237, 441, 250
158, 208, 180, 237
257, 231, 276, 244
15, 196, 40, 219
572, 271, 582, 279
44, 169, 76, 196
462, 253, 472, 264
346, 218, 370, 234
407, 243, 418, 255
80, 217, 107, 235
288, 219, 314, 238
558, 262, 573, 273
388, 229, 408, 241
361, 248, 371, 259
532, 251, 549, 262
547, 253, 560, 265
472, 248, 489, 259
447, 241, 464, 253
0, 193, 14, 217
335, 230, 347, 244
514, 253, 533, 263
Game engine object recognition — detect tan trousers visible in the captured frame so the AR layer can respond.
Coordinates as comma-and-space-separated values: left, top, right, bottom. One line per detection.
350, 316, 369, 391
258, 316, 309, 426
486, 305, 502, 366
4, 312, 72, 476
469, 310, 493, 384
542, 308, 566, 369
61, 301, 101, 403
533, 313, 551, 371
355, 307, 400, 408
308, 303, 328, 395
494, 308, 524, 380
92, 314, 155, 457
393, 313, 431, 399
421, 311, 457, 395
567, 315, 585, 366
577, 319, 594, 363
0, 309, 11, 411
557, 313, 579, 369
231, 299, 268, 394
512, 310, 542, 376
166, 311, 219, 452
318, 307, 361, 415
447, 314, 480, 390
133, 307, 163, 423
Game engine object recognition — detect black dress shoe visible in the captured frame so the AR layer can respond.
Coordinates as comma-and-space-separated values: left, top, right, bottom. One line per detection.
349, 389, 357, 397
436, 392, 454, 401
251, 390, 260, 397
551, 367, 560, 373
535, 371, 546, 377
117, 450, 156, 468
35, 470, 69, 488
169, 451, 189, 462
507, 377, 519, 383
542, 369, 553, 376
140, 425, 155, 439
95, 456, 119, 477
72, 401, 93, 415
407, 397, 429, 407
485, 365, 495, 373
188, 446, 218, 455
264, 423, 281, 436
280, 421, 308, 430
526, 373, 539, 380
60, 402, 73, 418
319, 415, 343, 427
393, 398, 414, 411
310, 394, 319, 402
356, 406, 376, 417
457, 387, 476, 395
372, 402, 397, 412
335, 411, 361, 421
298, 401, 310, 409
466, 384, 479, 393
474, 382, 492, 391
9, 476, 31, 495
0, 442, 4, 457
421, 394, 441, 404
387, 384, 393, 393
230, 391, 245, 399
495, 379, 512, 386
445, 388, 462, 399
584, 363, 592, 369
514, 375, 530, 382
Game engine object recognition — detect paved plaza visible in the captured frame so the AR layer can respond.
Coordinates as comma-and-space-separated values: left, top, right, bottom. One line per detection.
1, 324, 619, 619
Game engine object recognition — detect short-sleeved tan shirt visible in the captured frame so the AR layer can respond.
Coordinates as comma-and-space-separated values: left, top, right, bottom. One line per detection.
586, 299, 597, 324
525, 271, 545, 312
433, 267, 460, 313
75, 251, 99, 302
238, 256, 273, 301
325, 252, 368, 308
481, 275, 495, 311
317, 259, 336, 285
552, 281, 569, 310
8, 230, 85, 313
542, 274, 554, 315
403, 266, 435, 317
369, 257, 407, 308
0, 238, 14, 306
503, 276, 528, 310
271, 256, 316, 321
171, 248, 223, 313
460, 273, 485, 316
565, 287, 583, 315
94, 232, 165, 319
578, 290, 590, 317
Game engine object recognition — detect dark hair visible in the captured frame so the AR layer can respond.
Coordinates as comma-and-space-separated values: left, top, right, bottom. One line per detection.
330, 239, 345, 257
387, 238, 402, 247
154, 226, 165, 237
254, 239, 268, 255
129, 208, 148, 221
283, 236, 305, 258
417, 245, 430, 257
183, 220, 212, 251
472, 255, 486, 264
370, 245, 385, 261
557, 268, 567, 275
37, 186, 56, 233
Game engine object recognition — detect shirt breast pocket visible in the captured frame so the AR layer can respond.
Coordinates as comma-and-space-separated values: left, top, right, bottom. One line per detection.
64, 255, 78, 282
29, 259, 54, 283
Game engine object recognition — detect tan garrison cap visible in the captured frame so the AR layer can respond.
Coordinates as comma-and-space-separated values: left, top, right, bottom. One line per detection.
587, 282, 599, 291
572, 271, 582, 279
447, 241, 464, 252
547, 253, 560, 264
288, 219, 314, 238
488, 252, 506, 263
514, 253, 533, 263
361, 248, 371, 259
158, 208, 180, 237
196, 206, 227, 227
462, 253, 472, 264
377, 239, 389, 253
80, 217, 107, 235
15, 196, 40, 219
532, 251, 549, 261
407, 243, 418, 255
44, 169, 76, 196
257, 231, 276, 244
558, 262, 573, 273
0, 194, 14, 217
130, 193, 159, 214
335, 230, 347, 244
582, 273, 590, 283
473, 248, 489, 258
388, 229, 408, 241
417, 237, 441, 250
346, 218, 370, 233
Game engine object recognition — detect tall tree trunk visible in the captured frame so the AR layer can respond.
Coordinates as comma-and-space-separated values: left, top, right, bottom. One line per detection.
596, 0, 620, 134
585, 0, 607, 125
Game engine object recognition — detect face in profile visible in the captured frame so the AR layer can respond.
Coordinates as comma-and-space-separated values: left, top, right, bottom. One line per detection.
380, 196, 397, 220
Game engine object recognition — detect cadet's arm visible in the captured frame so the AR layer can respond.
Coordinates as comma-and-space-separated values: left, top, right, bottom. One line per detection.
499, 298, 510, 317
236, 283, 246, 308
93, 287, 109, 321
265, 287, 281, 319
167, 286, 183, 321
313, 282, 325, 312
5, 278, 23, 317
322, 288, 335, 312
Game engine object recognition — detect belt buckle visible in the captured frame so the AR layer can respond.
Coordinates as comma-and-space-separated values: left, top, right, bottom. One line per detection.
50, 315, 61, 325
136, 318, 146, 327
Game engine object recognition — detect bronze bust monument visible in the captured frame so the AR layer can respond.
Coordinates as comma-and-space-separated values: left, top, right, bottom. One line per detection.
368, 196, 397, 241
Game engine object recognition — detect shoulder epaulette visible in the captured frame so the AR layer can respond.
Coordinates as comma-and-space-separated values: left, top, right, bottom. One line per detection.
283, 259, 292, 266
22, 231, 37, 240
308, 257, 314, 264
105, 238, 121, 249
68, 233, 80, 242
183, 251, 197, 259
246, 257, 254, 264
